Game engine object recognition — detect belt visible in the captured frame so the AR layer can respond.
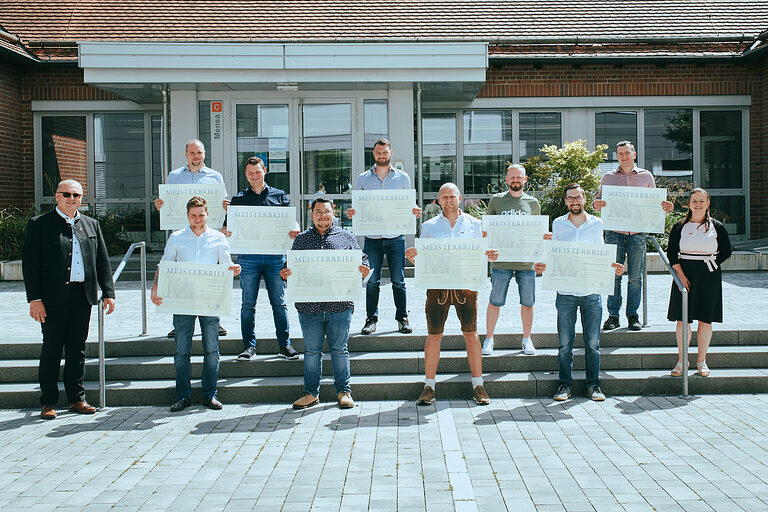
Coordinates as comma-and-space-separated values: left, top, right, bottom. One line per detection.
679, 252, 718, 272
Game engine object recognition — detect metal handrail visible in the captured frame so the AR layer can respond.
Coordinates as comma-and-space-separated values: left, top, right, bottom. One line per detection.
97, 241, 148, 409
648, 235, 690, 397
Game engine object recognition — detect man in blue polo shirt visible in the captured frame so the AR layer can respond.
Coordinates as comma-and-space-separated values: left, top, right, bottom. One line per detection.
346, 138, 421, 335
224, 156, 300, 361
155, 139, 229, 338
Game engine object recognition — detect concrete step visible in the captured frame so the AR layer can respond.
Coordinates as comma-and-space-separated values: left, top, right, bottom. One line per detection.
3, 368, 768, 408
3, 330, 766, 359
3, 346, 768, 383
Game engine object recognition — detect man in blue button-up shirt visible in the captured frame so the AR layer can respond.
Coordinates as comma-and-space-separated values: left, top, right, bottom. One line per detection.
223, 156, 300, 361
346, 139, 421, 336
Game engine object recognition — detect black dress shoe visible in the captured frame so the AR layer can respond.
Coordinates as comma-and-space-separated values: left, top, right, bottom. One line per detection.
167, 329, 176, 338
202, 396, 223, 410
627, 314, 642, 331
602, 316, 620, 331
279, 345, 300, 360
170, 397, 191, 412
218, 324, 227, 336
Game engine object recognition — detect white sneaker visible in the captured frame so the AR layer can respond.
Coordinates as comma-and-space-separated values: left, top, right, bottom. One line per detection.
481, 337, 494, 356
522, 337, 536, 355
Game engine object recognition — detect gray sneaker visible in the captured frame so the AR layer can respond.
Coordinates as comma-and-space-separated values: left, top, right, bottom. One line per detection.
237, 347, 256, 361
587, 385, 606, 401
554, 384, 572, 401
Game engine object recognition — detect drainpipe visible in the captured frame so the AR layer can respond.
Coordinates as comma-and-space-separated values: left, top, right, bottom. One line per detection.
161, 85, 170, 180
416, 83, 423, 210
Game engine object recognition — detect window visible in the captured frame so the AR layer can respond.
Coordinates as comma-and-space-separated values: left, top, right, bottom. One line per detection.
41, 116, 87, 196
235, 104, 290, 193
364, 100, 388, 169
595, 112, 637, 169
644, 109, 693, 182
422, 114, 457, 195
462, 110, 512, 194
519, 112, 561, 162
700, 111, 742, 189
93, 113, 146, 199
302, 103, 352, 195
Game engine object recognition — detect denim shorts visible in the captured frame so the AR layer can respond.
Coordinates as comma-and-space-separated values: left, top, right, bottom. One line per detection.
489, 269, 536, 307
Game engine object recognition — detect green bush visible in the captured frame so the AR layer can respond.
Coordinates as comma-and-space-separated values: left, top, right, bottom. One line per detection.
0, 208, 35, 261
82, 210, 133, 255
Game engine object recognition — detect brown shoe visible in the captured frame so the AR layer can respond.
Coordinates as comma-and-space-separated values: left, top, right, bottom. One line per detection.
292, 393, 319, 409
337, 391, 354, 409
41, 406, 56, 420
472, 385, 490, 405
417, 386, 435, 405
68, 401, 97, 414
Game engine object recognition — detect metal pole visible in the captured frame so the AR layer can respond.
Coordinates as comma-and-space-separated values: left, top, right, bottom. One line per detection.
681, 289, 689, 397
642, 246, 649, 327
140, 242, 148, 336
416, 83, 423, 210
98, 299, 106, 409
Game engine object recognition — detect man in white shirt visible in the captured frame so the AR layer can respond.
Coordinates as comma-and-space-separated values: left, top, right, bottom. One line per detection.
535, 183, 623, 402
406, 183, 498, 406
151, 196, 241, 412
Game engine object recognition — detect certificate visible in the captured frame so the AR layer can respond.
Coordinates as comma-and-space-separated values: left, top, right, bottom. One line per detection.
159, 183, 227, 230
600, 185, 667, 233
414, 238, 488, 290
156, 261, 233, 316
482, 215, 549, 262
541, 241, 617, 295
351, 189, 416, 236
286, 250, 363, 303
227, 206, 296, 255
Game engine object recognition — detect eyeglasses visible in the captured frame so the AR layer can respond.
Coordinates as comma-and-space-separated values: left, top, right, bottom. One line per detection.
58, 192, 82, 198
565, 196, 583, 202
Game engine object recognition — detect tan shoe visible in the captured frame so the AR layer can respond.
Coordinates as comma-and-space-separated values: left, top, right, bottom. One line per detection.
68, 401, 96, 414
417, 386, 435, 405
292, 393, 319, 409
337, 391, 354, 409
40, 406, 56, 420
473, 385, 490, 405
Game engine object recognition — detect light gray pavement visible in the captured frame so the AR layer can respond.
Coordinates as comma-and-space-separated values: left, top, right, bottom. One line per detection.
2, 272, 767, 342
1, 396, 768, 511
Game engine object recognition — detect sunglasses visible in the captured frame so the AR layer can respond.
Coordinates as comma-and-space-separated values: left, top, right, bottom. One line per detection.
58, 192, 82, 198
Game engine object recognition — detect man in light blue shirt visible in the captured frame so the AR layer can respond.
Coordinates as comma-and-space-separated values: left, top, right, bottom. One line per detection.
154, 139, 229, 338
535, 183, 623, 403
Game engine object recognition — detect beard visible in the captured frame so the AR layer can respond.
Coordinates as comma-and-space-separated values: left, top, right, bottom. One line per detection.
375, 156, 391, 167
509, 183, 523, 192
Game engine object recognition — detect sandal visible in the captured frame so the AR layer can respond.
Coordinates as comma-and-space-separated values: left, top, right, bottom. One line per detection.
697, 361, 710, 377
670, 361, 688, 377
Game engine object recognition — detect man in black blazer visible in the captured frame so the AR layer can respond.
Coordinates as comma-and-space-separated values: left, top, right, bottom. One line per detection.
23, 179, 116, 419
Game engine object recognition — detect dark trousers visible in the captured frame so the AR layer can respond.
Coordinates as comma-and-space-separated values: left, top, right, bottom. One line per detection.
38, 283, 92, 406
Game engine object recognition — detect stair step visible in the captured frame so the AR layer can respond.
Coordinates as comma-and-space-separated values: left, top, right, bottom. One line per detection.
3, 330, 766, 359
3, 369, 768, 408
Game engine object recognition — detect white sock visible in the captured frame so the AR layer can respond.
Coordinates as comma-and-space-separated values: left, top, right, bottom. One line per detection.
471, 376, 483, 388
425, 378, 436, 389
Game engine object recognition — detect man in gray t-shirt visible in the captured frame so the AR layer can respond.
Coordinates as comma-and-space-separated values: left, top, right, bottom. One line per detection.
483, 164, 541, 357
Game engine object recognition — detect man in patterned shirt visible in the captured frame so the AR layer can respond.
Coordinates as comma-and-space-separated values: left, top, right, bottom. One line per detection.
280, 197, 370, 409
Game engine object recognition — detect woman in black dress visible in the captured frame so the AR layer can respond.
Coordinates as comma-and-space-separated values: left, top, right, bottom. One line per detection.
667, 188, 731, 377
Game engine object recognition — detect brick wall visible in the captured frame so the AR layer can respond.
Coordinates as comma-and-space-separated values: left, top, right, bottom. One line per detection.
480, 60, 767, 238
0, 61, 25, 211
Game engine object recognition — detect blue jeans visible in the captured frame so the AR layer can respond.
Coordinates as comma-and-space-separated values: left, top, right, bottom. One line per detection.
238, 254, 290, 349
173, 315, 219, 400
555, 293, 602, 388
604, 231, 646, 318
489, 269, 536, 307
364, 236, 407, 321
298, 309, 353, 396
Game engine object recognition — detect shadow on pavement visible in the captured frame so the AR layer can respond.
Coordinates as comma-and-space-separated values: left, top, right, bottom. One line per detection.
614, 395, 700, 414
44, 407, 178, 437
190, 402, 327, 434
324, 401, 437, 431
471, 398, 581, 424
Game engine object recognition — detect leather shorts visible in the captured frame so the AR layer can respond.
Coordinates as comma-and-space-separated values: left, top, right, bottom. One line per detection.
425, 289, 478, 335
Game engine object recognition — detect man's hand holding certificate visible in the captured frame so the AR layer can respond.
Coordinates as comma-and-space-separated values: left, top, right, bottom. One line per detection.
154, 261, 234, 316
350, 189, 417, 236
159, 183, 227, 230
599, 185, 667, 233
284, 250, 366, 302
226, 205, 296, 254
539, 241, 620, 295
482, 214, 549, 262
412, 238, 490, 290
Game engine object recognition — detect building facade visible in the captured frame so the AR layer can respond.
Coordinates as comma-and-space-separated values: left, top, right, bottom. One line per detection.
1, 1, 766, 243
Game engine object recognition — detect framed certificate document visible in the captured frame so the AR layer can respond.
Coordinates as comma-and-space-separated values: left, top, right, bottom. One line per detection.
541, 241, 617, 295
227, 205, 296, 255
351, 189, 417, 236
159, 183, 227, 231
600, 185, 667, 233
482, 214, 549, 262
156, 261, 233, 316
285, 250, 364, 303
414, 238, 489, 290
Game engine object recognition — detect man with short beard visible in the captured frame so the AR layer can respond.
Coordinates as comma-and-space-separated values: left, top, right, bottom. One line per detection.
482, 164, 541, 357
